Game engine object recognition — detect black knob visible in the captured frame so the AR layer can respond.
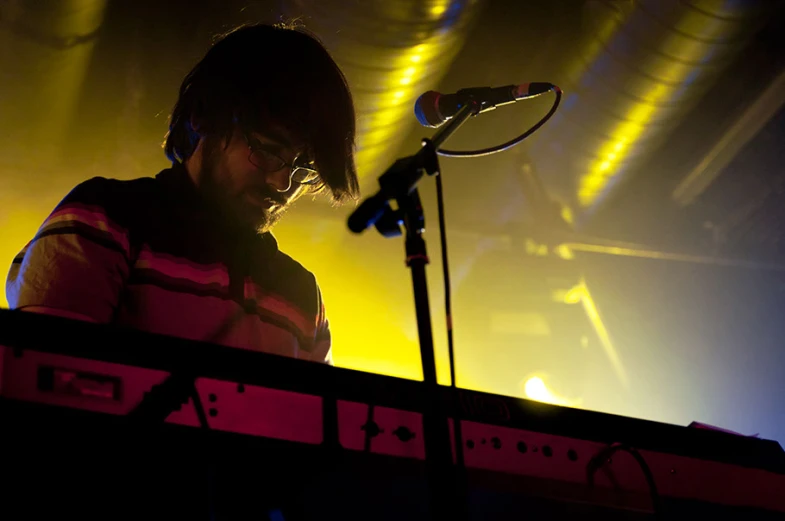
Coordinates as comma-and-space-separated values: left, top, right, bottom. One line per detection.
361, 420, 382, 438
392, 426, 416, 442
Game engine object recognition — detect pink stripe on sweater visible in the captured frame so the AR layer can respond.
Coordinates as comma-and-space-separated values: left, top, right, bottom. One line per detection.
136, 247, 229, 287
245, 280, 315, 337
44, 206, 130, 256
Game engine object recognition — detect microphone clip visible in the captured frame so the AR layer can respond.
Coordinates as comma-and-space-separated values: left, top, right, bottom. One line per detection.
348, 138, 441, 235
453, 85, 517, 114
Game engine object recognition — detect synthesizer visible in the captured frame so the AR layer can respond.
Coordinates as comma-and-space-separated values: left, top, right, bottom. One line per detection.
1, 309, 783, 520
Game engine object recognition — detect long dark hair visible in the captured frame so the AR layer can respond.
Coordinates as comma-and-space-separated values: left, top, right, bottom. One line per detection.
164, 23, 359, 203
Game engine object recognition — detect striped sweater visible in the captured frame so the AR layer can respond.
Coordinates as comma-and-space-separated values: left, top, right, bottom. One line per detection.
6, 165, 332, 363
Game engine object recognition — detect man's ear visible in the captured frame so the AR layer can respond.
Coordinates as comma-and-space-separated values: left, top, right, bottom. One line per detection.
189, 114, 203, 134
187, 116, 203, 151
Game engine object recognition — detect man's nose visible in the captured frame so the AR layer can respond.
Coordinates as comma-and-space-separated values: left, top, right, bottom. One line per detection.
266, 167, 293, 193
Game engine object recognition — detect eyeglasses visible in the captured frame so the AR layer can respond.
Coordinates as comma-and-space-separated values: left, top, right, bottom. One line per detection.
244, 133, 320, 192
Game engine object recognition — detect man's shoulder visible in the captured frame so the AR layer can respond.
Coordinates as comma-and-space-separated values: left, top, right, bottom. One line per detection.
62, 174, 166, 228
272, 248, 318, 285
68, 175, 159, 204
267, 247, 323, 312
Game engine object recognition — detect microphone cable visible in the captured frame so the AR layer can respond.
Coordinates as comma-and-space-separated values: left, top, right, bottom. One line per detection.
429, 84, 563, 516
436, 85, 561, 158
586, 442, 662, 519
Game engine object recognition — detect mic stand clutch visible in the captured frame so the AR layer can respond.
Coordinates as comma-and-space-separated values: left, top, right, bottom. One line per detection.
348, 101, 479, 521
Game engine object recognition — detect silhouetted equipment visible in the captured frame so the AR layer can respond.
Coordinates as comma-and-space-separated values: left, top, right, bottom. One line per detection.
1, 310, 783, 520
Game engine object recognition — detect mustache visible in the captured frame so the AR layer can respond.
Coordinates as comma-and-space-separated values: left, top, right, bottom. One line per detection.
247, 185, 287, 205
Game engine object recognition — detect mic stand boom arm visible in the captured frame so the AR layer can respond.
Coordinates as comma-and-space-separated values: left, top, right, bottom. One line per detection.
348, 101, 478, 236
347, 101, 480, 521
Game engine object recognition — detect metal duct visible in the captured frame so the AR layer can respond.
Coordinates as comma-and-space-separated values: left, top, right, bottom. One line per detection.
527, 0, 770, 223
282, 0, 485, 183
0, 0, 107, 167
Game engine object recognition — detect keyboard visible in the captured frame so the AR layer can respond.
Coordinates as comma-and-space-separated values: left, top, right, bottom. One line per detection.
1, 309, 783, 520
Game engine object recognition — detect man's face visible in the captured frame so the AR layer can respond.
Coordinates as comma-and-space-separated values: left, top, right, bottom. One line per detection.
198, 126, 309, 234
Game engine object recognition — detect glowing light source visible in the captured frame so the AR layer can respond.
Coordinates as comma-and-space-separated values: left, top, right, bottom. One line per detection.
524, 376, 550, 401
522, 376, 577, 406
399, 66, 417, 86
430, 4, 447, 16
563, 285, 584, 305
555, 244, 575, 260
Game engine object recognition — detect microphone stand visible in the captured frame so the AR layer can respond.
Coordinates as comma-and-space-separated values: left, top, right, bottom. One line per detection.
348, 101, 480, 521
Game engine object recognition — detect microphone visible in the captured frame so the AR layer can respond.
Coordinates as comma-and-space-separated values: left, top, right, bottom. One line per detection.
414, 83, 555, 128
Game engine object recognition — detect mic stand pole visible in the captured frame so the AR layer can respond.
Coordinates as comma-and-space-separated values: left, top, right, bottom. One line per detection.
348, 101, 479, 521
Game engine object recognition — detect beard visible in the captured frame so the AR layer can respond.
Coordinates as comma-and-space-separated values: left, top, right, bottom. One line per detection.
197, 136, 288, 235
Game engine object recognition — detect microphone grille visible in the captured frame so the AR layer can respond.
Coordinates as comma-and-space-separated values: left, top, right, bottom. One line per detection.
414, 91, 443, 128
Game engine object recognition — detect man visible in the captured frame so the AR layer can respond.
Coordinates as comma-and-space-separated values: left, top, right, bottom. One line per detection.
6, 23, 359, 364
